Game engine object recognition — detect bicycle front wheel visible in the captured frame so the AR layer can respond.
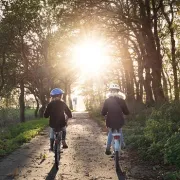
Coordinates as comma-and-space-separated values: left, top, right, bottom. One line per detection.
55, 143, 60, 169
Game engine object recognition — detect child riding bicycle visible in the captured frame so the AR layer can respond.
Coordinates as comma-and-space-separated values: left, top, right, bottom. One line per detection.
44, 88, 72, 151
101, 84, 130, 155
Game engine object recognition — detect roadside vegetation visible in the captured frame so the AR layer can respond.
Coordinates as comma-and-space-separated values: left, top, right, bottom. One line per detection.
0, 118, 48, 157
89, 101, 180, 180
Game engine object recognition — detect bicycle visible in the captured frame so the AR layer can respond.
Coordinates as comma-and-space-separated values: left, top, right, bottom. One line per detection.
111, 128, 126, 180
53, 128, 63, 170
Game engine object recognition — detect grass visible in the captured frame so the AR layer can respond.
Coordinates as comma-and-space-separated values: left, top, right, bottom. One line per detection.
0, 118, 48, 157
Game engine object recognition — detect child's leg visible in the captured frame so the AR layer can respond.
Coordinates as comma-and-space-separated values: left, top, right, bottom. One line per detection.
105, 129, 112, 155
62, 127, 66, 140
106, 129, 113, 150
62, 127, 68, 149
49, 127, 54, 150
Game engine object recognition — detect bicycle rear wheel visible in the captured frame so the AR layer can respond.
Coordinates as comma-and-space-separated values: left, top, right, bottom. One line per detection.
55, 142, 60, 169
115, 151, 120, 171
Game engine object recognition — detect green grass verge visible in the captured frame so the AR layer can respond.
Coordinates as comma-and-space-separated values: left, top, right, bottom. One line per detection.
0, 118, 48, 157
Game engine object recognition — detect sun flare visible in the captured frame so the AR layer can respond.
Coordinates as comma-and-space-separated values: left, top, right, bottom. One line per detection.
73, 39, 110, 75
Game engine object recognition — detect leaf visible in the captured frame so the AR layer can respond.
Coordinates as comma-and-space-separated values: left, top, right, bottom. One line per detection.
42, 153, 47, 160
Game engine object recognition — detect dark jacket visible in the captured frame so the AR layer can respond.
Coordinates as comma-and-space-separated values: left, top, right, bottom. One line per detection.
101, 96, 129, 129
44, 100, 72, 130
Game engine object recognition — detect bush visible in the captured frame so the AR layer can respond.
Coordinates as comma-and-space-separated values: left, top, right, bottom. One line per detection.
90, 101, 180, 169
163, 171, 180, 180
125, 101, 180, 167
164, 133, 180, 168
0, 108, 19, 127
144, 119, 172, 143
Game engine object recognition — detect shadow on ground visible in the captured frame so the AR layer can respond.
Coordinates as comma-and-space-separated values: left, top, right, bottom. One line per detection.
45, 164, 58, 180
116, 167, 126, 180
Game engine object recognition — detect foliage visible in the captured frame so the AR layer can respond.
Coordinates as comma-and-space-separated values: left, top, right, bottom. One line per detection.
124, 102, 180, 167
164, 132, 180, 167
0, 118, 48, 157
0, 108, 19, 127
163, 171, 180, 180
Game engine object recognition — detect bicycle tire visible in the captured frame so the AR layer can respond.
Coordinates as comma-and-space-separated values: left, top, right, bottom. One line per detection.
55, 143, 60, 169
115, 151, 120, 171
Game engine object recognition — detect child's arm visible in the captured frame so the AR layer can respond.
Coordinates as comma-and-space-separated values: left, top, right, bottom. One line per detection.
64, 104, 72, 118
101, 99, 108, 116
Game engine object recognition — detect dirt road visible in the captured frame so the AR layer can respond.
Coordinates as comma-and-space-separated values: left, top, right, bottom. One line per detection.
0, 112, 157, 180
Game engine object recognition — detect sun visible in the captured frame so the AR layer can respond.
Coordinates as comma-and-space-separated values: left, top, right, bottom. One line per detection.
73, 39, 110, 75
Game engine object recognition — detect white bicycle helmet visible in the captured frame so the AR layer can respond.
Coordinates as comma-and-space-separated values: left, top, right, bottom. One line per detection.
109, 84, 120, 91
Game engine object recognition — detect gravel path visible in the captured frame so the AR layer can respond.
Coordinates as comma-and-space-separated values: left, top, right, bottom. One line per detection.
0, 112, 157, 180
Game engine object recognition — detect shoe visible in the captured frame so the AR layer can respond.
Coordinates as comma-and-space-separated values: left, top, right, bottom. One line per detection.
62, 140, 68, 149
105, 149, 111, 155
111, 151, 115, 158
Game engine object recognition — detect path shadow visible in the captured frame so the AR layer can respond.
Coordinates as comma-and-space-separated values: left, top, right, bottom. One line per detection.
116, 167, 126, 180
45, 164, 58, 180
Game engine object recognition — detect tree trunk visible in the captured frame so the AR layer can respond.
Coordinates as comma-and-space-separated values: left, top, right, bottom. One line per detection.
144, 68, 154, 105
162, 69, 168, 101
19, 80, 25, 122
63, 82, 67, 103
142, 29, 164, 102
164, 68, 173, 101
138, 0, 165, 102
137, 64, 144, 103
39, 101, 46, 118
39, 105, 46, 118
0, 51, 6, 93
34, 96, 39, 118
121, 38, 135, 101
161, 1, 179, 100
39, 94, 48, 118
68, 95, 73, 110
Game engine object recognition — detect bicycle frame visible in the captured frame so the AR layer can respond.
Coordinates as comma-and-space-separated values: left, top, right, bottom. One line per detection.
111, 129, 121, 152
113, 133, 121, 152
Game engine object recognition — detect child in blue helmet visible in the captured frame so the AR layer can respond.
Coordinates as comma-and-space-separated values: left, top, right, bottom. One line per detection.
44, 88, 72, 150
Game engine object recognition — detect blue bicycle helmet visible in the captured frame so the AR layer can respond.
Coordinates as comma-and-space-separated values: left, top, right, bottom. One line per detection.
50, 88, 64, 97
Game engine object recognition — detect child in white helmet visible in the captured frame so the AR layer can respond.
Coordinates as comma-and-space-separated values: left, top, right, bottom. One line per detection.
101, 84, 129, 155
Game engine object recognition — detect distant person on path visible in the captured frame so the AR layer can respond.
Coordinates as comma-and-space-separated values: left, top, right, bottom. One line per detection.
44, 88, 72, 151
101, 84, 130, 155
73, 97, 77, 111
